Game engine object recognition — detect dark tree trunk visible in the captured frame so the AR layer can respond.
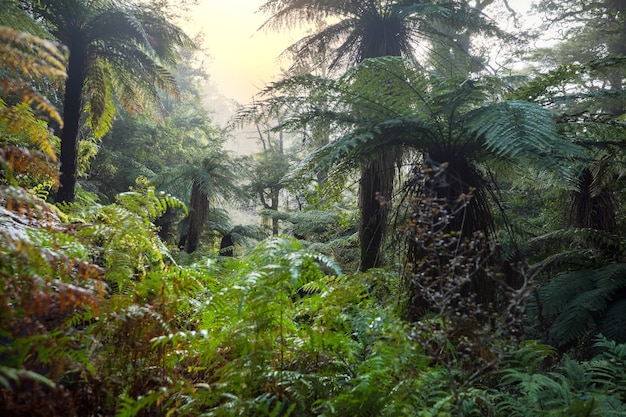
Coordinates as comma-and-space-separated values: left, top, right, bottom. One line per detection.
56, 41, 87, 203
270, 188, 280, 235
357, 39, 404, 271
570, 168, 616, 232
402, 155, 498, 321
359, 148, 396, 271
185, 180, 208, 253
220, 234, 235, 257
156, 207, 177, 241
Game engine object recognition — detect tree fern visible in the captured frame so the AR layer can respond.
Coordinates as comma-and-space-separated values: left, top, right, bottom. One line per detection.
248, 57, 585, 251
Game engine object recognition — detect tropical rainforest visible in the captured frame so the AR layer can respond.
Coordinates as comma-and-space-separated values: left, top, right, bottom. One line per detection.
1, 0, 625, 415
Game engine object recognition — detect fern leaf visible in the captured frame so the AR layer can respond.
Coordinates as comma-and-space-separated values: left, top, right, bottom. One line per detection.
541, 264, 626, 346
549, 289, 606, 346
466, 100, 583, 171
539, 269, 597, 317
0, 100, 58, 161
0, 366, 56, 388
0, 26, 66, 126
597, 298, 626, 343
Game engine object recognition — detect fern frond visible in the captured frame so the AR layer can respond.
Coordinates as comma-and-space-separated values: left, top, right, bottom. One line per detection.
466, 100, 584, 176
84, 61, 116, 139
0, 366, 56, 389
60, 188, 176, 286
540, 269, 599, 317
0, 146, 58, 187
0, 26, 66, 126
539, 263, 626, 346
504, 340, 557, 371
597, 299, 626, 343
0, 100, 58, 161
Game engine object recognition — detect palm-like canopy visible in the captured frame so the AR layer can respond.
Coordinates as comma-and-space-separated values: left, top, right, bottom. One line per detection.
260, 0, 501, 73
23, 0, 193, 203
259, 0, 503, 270
155, 151, 244, 254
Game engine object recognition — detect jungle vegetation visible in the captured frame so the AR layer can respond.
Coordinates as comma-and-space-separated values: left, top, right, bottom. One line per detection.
1, 0, 625, 416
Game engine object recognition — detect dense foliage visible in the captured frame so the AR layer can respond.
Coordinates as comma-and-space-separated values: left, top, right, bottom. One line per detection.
1, 0, 625, 416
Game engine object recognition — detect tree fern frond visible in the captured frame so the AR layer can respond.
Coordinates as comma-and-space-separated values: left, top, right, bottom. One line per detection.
513, 55, 626, 104
540, 270, 600, 317
539, 263, 626, 346
597, 298, 626, 343
83, 61, 116, 139
549, 290, 607, 346
466, 100, 584, 175
291, 116, 432, 183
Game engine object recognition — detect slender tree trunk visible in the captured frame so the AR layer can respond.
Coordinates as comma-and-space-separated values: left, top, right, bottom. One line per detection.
359, 148, 395, 271
357, 44, 403, 271
270, 188, 280, 235
56, 42, 87, 203
185, 180, 208, 253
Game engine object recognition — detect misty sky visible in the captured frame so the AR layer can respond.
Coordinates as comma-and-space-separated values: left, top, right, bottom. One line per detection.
183, 1, 308, 104
185, 1, 538, 105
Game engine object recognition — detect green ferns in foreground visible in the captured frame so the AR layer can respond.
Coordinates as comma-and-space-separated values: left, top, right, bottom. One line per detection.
2, 185, 626, 416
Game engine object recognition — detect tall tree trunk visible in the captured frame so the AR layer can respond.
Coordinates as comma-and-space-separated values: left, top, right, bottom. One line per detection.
270, 188, 280, 235
156, 207, 176, 241
185, 179, 208, 253
56, 42, 87, 203
359, 148, 395, 270
357, 40, 402, 271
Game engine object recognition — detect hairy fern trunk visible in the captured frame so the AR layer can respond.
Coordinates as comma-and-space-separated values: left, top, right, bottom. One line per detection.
570, 168, 616, 232
185, 179, 209, 254
57, 39, 87, 203
359, 148, 395, 270
403, 156, 496, 321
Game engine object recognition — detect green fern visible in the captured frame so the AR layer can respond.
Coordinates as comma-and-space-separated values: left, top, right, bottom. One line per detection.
537, 263, 626, 347
466, 100, 584, 173
59, 184, 184, 290
494, 337, 626, 416
0, 366, 56, 389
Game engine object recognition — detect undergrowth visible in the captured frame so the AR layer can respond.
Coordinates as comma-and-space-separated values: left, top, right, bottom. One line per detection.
2, 183, 626, 416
